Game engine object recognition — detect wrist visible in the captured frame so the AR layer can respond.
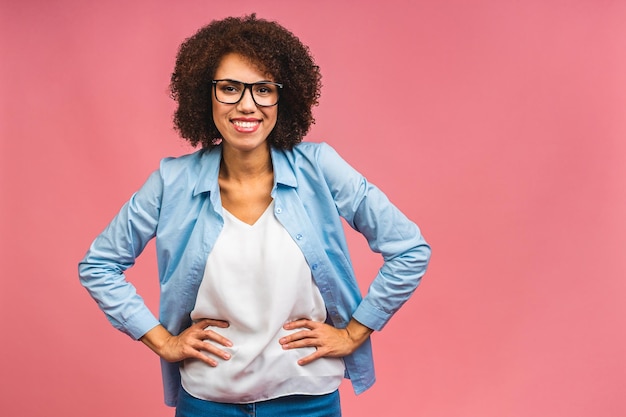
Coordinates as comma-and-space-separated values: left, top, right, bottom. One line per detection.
345, 318, 373, 348
140, 324, 172, 356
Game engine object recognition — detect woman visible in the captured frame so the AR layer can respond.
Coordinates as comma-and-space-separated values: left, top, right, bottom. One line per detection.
79, 14, 431, 417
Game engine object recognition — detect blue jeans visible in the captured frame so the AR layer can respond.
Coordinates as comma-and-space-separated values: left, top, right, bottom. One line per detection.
175, 386, 341, 417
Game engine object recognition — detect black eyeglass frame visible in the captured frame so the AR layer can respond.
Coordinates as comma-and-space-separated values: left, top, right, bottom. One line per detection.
212, 79, 283, 107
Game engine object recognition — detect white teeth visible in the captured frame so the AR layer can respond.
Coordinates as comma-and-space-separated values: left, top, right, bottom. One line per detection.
233, 121, 259, 128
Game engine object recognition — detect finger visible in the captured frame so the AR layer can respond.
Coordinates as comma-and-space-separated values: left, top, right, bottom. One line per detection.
202, 329, 233, 347
280, 335, 320, 351
192, 339, 232, 361
283, 319, 315, 330
189, 348, 219, 367
206, 319, 230, 328
195, 318, 230, 328
279, 329, 315, 346
167, 338, 219, 367
296, 349, 323, 366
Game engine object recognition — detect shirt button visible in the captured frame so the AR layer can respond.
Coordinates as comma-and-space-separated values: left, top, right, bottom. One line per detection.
311, 263, 318, 270
296, 234, 303, 240
276, 207, 282, 214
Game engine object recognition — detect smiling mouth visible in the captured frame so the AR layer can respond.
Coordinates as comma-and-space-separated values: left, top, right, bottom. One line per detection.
232, 120, 260, 129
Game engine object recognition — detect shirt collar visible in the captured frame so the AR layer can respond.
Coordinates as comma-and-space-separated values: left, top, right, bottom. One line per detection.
192, 147, 222, 197
270, 146, 297, 189
191, 145, 298, 198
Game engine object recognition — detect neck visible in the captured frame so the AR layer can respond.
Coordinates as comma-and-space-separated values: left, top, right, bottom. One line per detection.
220, 144, 272, 181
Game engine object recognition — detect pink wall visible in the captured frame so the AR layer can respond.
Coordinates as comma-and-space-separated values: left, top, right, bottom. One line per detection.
2, 0, 625, 415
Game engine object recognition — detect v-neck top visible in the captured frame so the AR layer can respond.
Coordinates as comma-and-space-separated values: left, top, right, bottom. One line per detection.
180, 200, 345, 403
79, 142, 431, 406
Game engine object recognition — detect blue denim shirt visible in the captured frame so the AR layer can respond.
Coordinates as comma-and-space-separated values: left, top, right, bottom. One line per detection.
79, 142, 431, 406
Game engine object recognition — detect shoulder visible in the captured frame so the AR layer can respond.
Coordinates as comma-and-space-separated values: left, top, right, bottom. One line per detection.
158, 148, 207, 174
158, 147, 220, 184
290, 141, 333, 156
281, 141, 347, 168
272, 142, 350, 179
295, 141, 360, 177
273, 142, 364, 196
132, 147, 221, 205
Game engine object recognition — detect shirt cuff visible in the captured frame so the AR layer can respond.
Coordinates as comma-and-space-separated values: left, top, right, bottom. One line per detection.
351, 298, 392, 332
120, 307, 161, 340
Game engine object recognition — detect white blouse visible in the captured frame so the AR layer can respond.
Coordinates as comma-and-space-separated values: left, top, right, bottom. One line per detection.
180, 201, 345, 403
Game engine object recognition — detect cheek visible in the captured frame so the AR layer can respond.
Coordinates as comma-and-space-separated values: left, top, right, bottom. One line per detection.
266, 108, 278, 127
211, 99, 220, 121
212, 104, 229, 128
211, 103, 230, 137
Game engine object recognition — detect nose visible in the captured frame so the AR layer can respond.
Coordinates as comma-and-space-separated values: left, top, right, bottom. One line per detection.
236, 85, 257, 112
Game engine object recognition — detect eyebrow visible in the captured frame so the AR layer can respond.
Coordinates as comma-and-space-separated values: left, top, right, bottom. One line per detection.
215, 78, 277, 84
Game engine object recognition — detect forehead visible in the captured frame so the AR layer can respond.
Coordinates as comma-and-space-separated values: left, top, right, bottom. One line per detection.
214, 53, 274, 82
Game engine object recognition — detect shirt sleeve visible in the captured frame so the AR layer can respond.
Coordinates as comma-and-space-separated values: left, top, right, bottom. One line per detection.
78, 169, 164, 340
317, 143, 431, 331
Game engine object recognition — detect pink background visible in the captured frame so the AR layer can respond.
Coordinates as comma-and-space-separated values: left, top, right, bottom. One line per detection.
1, 0, 625, 416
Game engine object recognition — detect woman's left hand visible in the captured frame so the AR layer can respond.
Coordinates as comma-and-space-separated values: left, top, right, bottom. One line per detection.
279, 318, 373, 365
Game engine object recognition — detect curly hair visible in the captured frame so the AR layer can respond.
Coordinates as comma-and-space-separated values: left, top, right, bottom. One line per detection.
169, 14, 322, 149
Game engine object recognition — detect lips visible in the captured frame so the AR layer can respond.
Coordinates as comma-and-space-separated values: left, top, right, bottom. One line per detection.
231, 119, 260, 133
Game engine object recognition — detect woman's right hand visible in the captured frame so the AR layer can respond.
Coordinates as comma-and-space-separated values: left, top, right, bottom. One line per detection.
140, 319, 232, 367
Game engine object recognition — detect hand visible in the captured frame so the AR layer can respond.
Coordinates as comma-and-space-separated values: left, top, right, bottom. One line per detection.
140, 319, 232, 367
279, 318, 373, 366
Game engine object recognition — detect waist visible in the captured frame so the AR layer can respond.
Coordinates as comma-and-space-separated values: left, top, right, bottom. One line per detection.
180, 325, 345, 403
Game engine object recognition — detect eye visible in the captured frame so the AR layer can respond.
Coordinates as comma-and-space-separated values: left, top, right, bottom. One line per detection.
253, 84, 275, 96
218, 82, 242, 95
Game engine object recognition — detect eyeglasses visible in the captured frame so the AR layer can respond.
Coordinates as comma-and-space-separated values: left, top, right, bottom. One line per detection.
212, 79, 283, 107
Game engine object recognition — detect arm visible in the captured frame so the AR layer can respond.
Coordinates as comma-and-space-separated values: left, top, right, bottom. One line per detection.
319, 143, 431, 332
280, 143, 431, 363
78, 170, 164, 339
79, 169, 233, 364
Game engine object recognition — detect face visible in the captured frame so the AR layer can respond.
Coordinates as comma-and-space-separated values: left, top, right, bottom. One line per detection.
212, 53, 278, 156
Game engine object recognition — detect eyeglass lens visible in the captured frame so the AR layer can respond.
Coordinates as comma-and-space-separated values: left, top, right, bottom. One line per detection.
214, 80, 280, 106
